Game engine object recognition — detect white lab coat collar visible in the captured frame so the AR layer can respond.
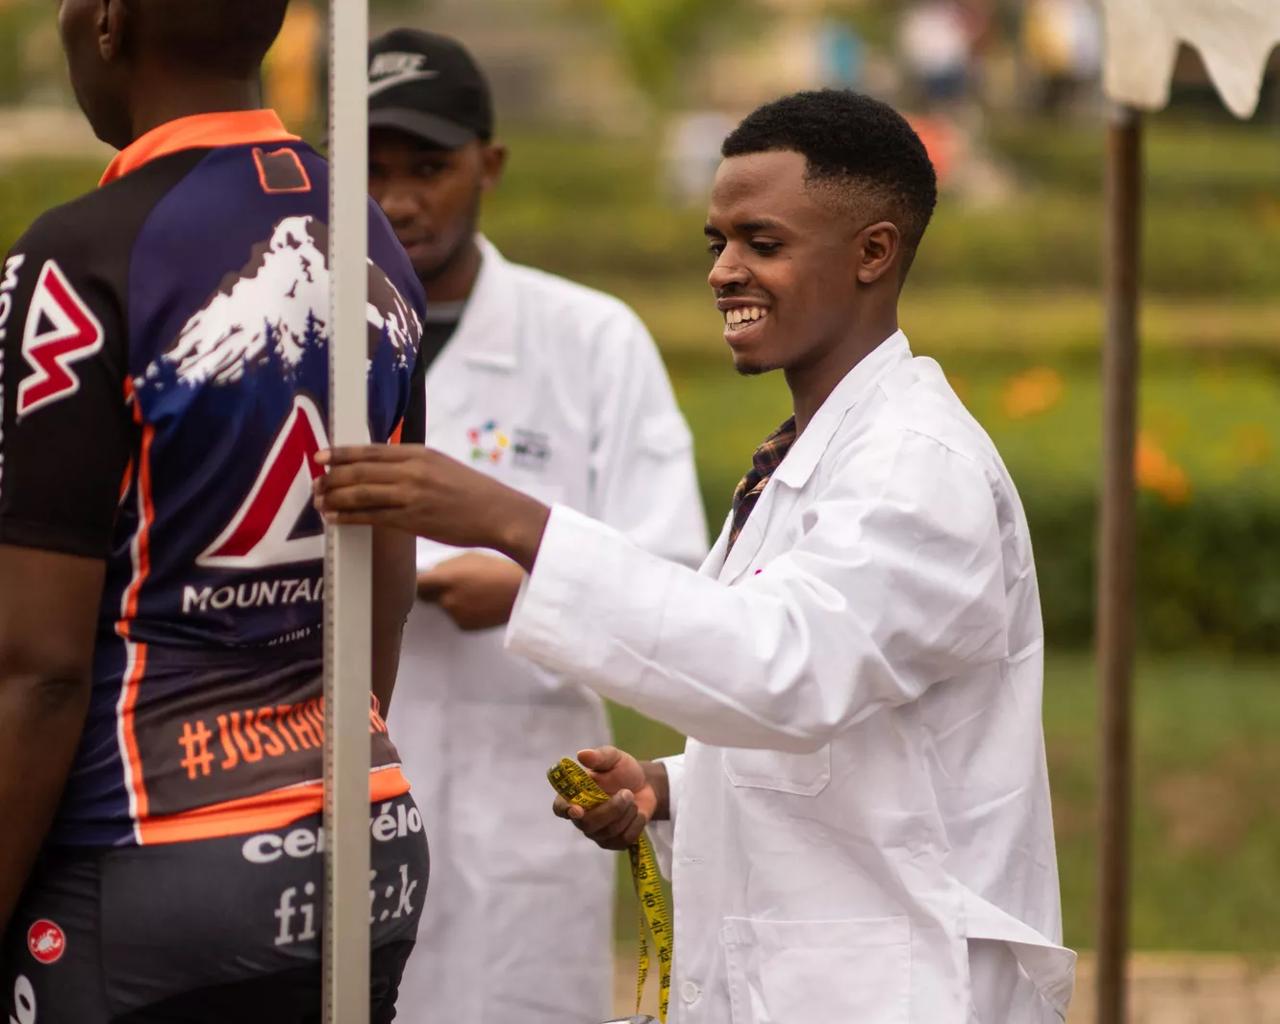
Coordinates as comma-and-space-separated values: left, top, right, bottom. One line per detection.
773, 329, 911, 489
451, 235, 520, 372
713, 330, 911, 583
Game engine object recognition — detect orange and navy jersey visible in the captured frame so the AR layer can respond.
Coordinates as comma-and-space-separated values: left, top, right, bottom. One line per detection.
0, 111, 425, 847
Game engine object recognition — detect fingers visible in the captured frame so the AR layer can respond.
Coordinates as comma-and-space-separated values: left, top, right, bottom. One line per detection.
582, 791, 645, 849
315, 461, 413, 492
318, 510, 399, 528
315, 482, 404, 514
416, 569, 448, 602
556, 790, 648, 851
315, 445, 414, 467
578, 745, 621, 774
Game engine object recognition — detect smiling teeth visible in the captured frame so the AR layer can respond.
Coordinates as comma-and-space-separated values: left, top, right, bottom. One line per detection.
726, 306, 767, 328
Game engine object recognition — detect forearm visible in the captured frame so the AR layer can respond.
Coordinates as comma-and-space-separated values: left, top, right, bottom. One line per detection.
509, 506, 1007, 752
0, 673, 91, 932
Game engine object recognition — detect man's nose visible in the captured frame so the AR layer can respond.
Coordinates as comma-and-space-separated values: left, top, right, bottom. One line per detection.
708, 252, 750, 292
376, 183, 421, 226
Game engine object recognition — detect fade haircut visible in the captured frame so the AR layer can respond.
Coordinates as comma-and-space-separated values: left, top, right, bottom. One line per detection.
722, 90, 938, 270
133, 0, 290, 78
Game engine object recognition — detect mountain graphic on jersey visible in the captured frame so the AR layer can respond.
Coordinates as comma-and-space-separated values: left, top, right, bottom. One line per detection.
121, 211, 421, 609
137, 215, 418, 391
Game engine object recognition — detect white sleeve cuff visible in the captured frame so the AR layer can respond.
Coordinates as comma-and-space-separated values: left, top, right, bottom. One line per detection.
644, 754, 685, 879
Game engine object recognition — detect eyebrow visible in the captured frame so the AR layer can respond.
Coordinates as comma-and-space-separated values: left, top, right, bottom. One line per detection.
704, 218, 786, 237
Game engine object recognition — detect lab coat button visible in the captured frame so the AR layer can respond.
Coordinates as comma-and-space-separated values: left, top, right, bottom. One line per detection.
680, 980, 701, 1004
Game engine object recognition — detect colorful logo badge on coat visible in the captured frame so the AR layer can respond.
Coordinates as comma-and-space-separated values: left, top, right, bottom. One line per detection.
468, 420, 509, 464
27, 920, 65, 965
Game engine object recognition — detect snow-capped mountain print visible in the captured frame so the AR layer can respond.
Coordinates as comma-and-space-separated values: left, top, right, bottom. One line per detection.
368, 255, 418, 363
141, 215, 419, 389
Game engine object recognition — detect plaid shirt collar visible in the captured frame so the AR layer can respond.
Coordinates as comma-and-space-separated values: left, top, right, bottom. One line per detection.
727, 416, 798, 552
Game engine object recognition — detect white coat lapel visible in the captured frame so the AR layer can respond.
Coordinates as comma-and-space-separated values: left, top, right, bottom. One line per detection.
716, 480, 781, 583
700, 513, 732, 578
424, 235, 520, 418
716, 332, 913, 586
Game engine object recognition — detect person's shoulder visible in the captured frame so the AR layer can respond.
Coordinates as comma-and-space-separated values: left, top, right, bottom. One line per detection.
875, 355, 998, 461
826, 354, 1001, 495
9, 150, 208, 266
9, 188, 112, 263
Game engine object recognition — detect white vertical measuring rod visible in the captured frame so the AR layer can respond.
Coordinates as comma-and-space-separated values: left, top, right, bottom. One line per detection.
324, 1, 371, 1021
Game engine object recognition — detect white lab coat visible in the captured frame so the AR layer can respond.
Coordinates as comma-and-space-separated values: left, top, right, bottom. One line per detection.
391, 237, 707, 1023
507, 332, 1076, 1023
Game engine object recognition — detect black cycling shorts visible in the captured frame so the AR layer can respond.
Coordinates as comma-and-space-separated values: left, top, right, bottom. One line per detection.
1, 795, 429, 1023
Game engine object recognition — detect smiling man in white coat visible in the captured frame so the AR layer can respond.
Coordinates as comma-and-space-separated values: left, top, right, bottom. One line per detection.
363, 28, 708, 1024
321, 89, 1074, 1023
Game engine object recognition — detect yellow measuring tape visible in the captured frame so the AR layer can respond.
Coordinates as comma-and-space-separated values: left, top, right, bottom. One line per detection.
547, 758, 672, 1023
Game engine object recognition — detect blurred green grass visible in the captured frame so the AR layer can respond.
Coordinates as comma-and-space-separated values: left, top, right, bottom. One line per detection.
609, 651, 1280, 953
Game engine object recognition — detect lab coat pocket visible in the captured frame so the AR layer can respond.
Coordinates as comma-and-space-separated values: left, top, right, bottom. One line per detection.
722, 916, 911, 1024
722, 745, 831, 796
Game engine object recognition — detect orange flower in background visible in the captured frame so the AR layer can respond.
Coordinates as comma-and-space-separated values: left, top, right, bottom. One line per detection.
1136, 431, 1191, 504
1001, 367, 1064, 420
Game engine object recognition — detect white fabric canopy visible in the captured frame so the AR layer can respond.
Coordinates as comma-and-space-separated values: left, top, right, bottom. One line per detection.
1103, 0, 1280, 118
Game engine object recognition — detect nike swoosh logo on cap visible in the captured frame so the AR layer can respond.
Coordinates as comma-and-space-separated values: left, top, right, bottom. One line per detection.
367, 69, 440, 97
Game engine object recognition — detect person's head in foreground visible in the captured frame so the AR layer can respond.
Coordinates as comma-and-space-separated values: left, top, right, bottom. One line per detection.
57, 0, 288, 148
366, 28, 507, 300
706, 89, 937, 381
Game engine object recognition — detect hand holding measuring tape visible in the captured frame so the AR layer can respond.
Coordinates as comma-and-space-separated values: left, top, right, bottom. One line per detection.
551, 747, 662, 848
548, 749, 672, 1023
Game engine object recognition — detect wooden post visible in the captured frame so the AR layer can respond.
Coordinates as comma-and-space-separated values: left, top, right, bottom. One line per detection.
324, 1, 371, 1021
1095, 103, 1141, 1024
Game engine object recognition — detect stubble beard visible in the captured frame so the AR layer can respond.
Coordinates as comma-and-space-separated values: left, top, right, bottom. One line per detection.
416, 189, 483, 290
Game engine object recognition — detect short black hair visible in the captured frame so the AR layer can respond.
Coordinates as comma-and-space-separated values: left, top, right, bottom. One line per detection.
135, 0, 290, 78
722, 90, 938, 264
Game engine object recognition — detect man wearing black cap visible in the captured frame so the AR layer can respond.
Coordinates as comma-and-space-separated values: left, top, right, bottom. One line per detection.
365, 29, 707, 1024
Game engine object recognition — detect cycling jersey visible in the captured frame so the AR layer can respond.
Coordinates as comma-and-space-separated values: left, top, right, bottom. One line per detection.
0, 110, 427, 848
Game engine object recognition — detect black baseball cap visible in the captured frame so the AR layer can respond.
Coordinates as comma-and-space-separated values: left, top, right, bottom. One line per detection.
367, 29, 494, 148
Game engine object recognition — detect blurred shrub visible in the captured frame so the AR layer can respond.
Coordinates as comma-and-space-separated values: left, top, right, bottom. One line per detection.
688, 451, 1280, 653
0, 4, 42, 104
484, 121, 1280, 298
6, 120, 1280, 297
0, 160, 101, 254
673, 354, 1280, 654
560, 0, 751, 111
1027, 487, 1280, 652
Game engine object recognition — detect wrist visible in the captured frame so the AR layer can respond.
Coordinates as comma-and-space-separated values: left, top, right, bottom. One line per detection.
492, 491, 551, 573
642, 760, 671, 820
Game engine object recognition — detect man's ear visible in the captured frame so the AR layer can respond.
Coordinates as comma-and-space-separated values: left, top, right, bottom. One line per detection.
855, 221, 901, 286
98, 0, 130, 62
479, 142, 508, 194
